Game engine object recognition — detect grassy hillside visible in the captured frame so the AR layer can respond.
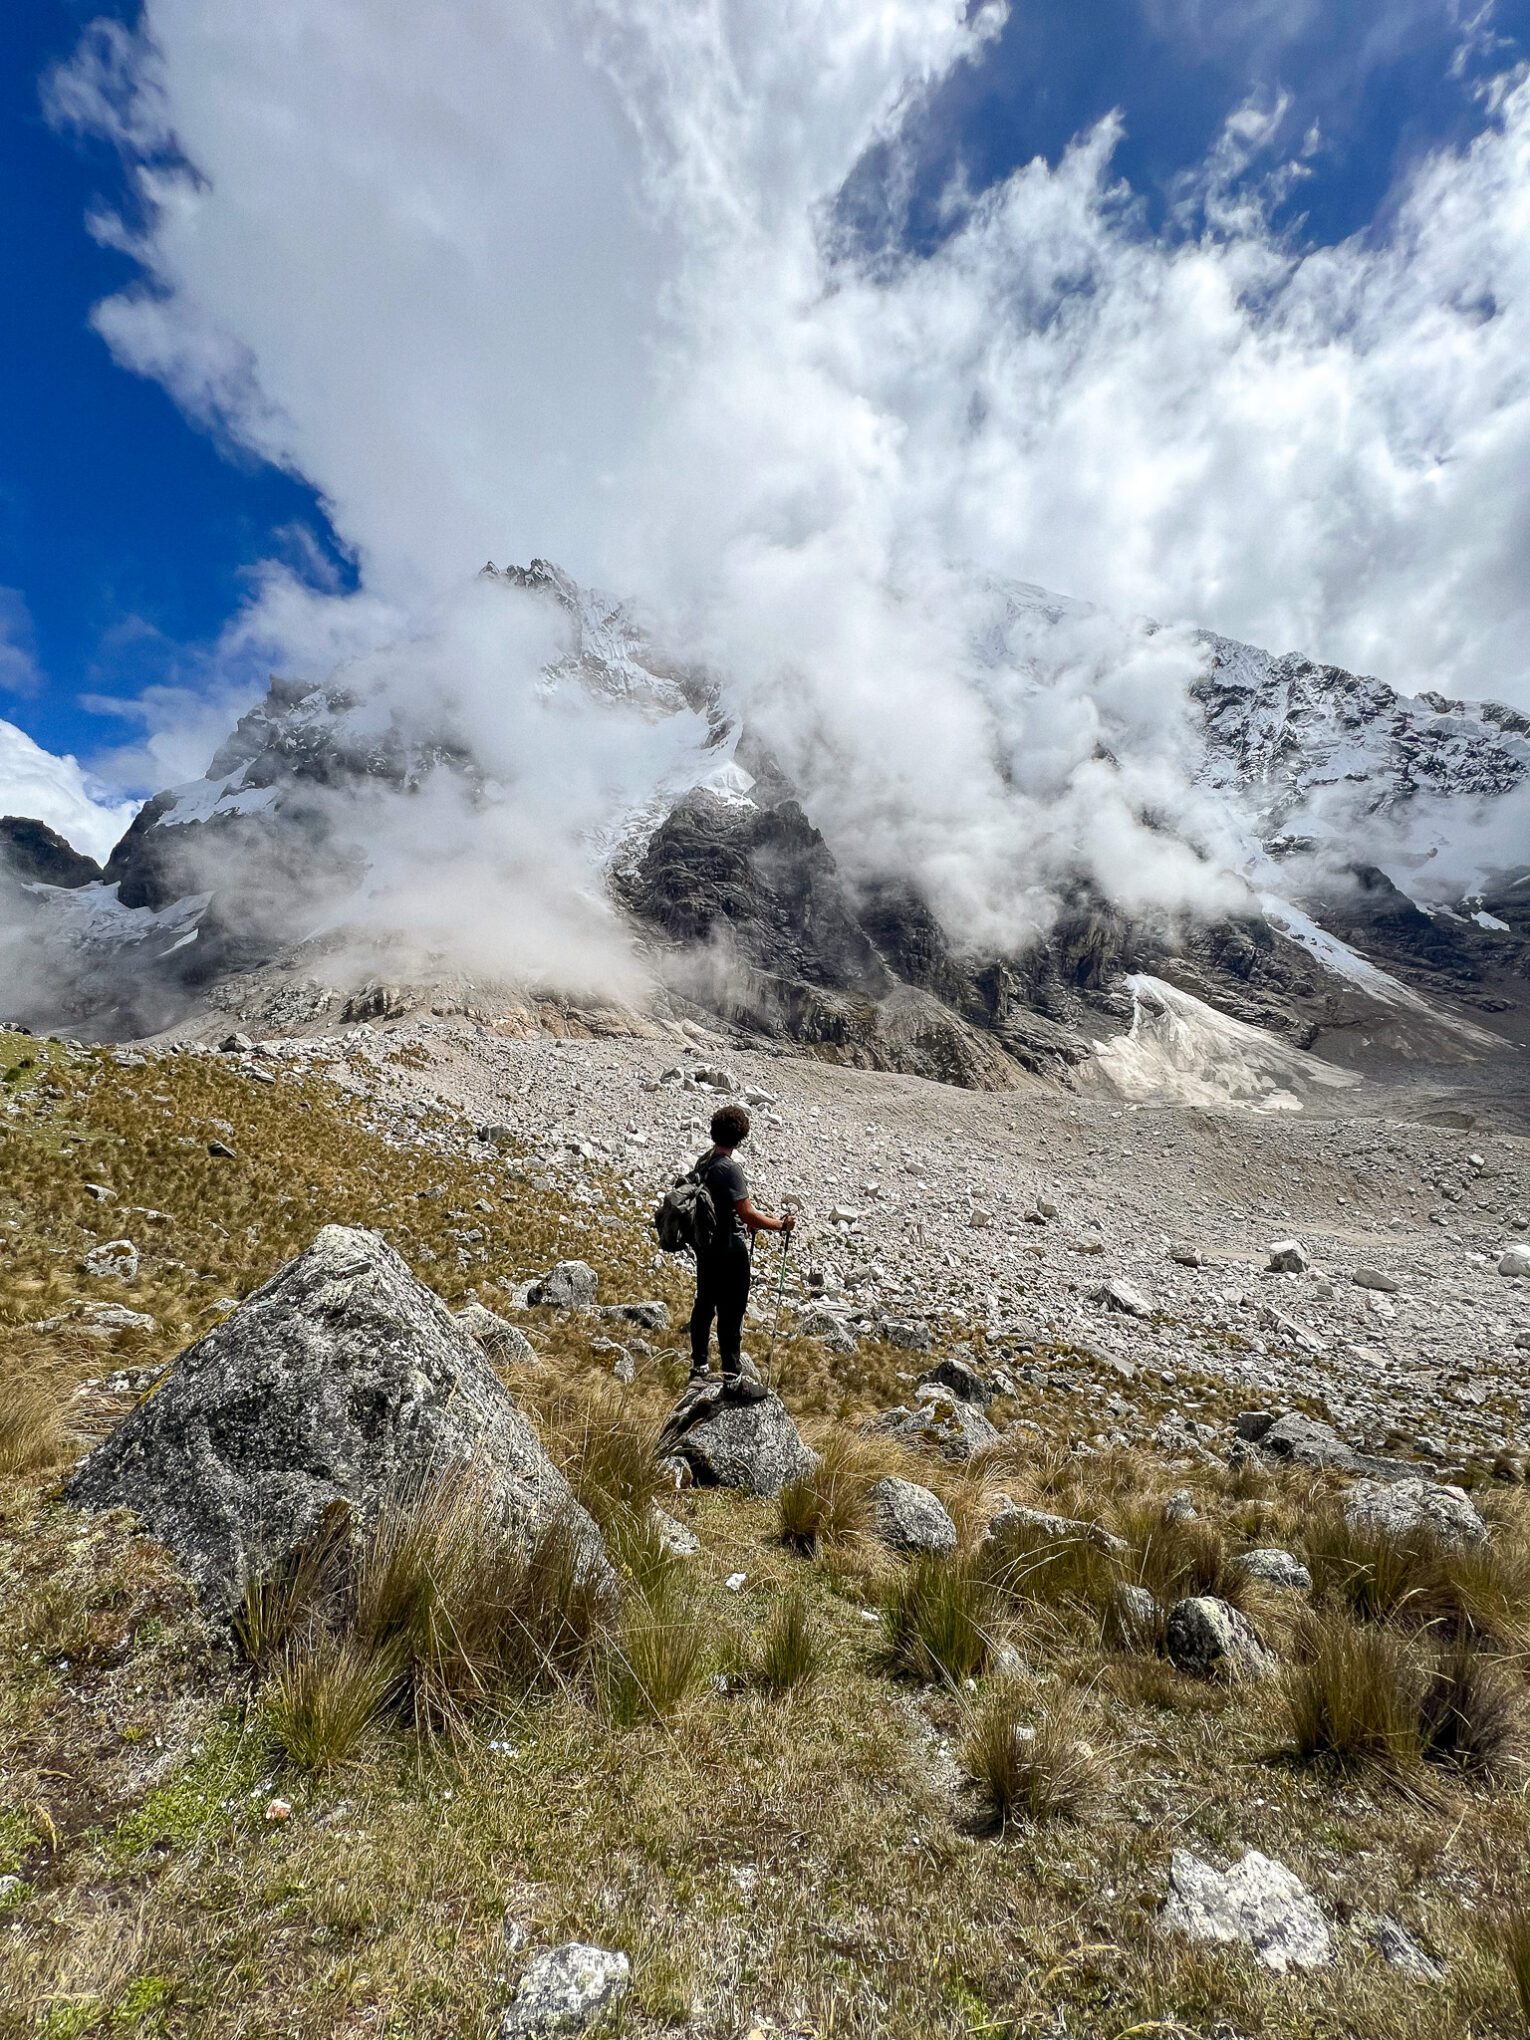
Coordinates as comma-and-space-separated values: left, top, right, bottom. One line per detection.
3, 1032, 1530, 2039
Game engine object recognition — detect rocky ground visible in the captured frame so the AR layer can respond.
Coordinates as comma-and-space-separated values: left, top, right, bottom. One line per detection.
4, 1014, 1530, 2040
221, 1013, 1530, 1472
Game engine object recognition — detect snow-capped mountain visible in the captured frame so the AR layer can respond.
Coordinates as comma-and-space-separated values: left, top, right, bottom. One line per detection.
4, 560, 1527, 1094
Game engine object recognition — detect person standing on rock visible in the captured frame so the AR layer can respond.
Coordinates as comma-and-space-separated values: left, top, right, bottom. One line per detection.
689, 1104, 794, 1401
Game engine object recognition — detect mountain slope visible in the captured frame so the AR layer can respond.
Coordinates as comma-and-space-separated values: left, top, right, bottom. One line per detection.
5, 563, 1528, 1098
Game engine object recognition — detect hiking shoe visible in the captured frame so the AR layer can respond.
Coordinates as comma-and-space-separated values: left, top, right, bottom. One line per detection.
721, 1371, 768, 1404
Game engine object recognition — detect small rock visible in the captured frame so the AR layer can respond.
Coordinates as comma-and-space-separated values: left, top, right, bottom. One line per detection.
207, 1139, 236, 1160
1164, 1596, 1275, 1681
1363, 1914, 1444, 1980
1162, 1848, 1332, 1972
984, 1506, 1127, 1558
1353, 1266, 1401, 1293
527, 1261, 599, 1309
1092, 1277, 1153, 1318
264, 1798, 292, 1823
499, 1943, 630, 2038
1343, 1477, 1487, 1548
455, 1304, 536, 1365
1107, 1581, 1162, 1649
1266, 1241, 1309, 1275
1237, 1548, 1312, 1592
652, 1506, 699, 1558
1498, 1246, 1530, 1278
220, 1033, 254, 1054
881, 1317, 933, 1352
871, 1391, 998, 1461
1169, 1243, 1203, 1267
916, 1355, 991, 1407
83, 1182, 116, 1202
867, 1476, 957, 1555
83, 1239, 139, 1282
595, 1300, 669, 1331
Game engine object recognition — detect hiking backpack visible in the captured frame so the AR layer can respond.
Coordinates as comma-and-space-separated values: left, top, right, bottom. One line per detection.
653, 1151, 719, 1256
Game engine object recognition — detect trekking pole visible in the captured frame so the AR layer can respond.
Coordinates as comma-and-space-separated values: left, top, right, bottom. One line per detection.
763, 1226, 792, 1380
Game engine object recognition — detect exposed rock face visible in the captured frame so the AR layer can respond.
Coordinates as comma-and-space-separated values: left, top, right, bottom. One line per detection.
867, 1475, 958, 1555
1343, 1477, 1487, 1548
1162, 1848, 1332, 1972
657, 1378, 815, 1497
64, 1226, 610, 1609
1164, 1596, 1275, 1681
983, 1506, 1127, 1559
1247, 1411, 1358, 1472
0, 816, 102, 889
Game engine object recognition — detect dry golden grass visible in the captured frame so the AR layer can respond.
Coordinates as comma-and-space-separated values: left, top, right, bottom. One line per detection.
961, 1686, 1102, 1833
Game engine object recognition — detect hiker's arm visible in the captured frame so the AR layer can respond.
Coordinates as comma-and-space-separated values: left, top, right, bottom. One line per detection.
736, 1197, 795, 1235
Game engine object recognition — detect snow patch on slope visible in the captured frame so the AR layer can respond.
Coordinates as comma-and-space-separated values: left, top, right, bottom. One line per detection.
1093, 974, 1359, 1114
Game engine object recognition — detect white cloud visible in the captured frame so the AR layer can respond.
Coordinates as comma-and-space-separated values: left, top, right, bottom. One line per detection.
42, 2, 1530, 966
0, 589, 43, 698
0, 718, 139, 864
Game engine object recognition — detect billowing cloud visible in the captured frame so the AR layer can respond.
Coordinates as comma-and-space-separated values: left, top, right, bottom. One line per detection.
40, 2, 1530, 971
0, 718, 139, 863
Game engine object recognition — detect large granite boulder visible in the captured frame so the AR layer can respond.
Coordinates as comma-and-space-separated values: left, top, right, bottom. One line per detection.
657, 1377, 815, 1497
65, 1226, 610, 1610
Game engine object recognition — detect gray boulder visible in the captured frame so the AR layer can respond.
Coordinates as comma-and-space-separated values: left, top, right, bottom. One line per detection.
658, 1379, 815, 1498
1092, 1276, 1153, 1318
65, 1226, 611, 1611
1266, 1241, 1309, 1275
499, 1943, 630, 2037
1249, 1411, 1358, 1472
881, 1317, 933, 1353
527, 1261, 599, 1309
1343, 1477, 1487, 1548
456, 1303, 536, 1365
1354, 1266, 1401, 1293
1107, 1581, 1162, 1649
1237, 1548, 1312, 1592
983, 1506, 1127, 1558
1165, 1596, 1275, 1681
83, 1239, 139, 1282
868, 1476, 957, 1555
872, 1391, 998, 1461
917, 1354, 992, 1407
1362, 1915, 1444, 1980
1162, 1849, 1332, 1972
1499, 1246, 1530, 1278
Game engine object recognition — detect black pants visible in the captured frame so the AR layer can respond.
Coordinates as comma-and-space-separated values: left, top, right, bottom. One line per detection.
690, 1238, 751, 1375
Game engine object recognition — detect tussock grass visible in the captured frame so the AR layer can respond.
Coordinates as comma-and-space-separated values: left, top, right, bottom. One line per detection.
1417, 1637, 1517, 1779
1495, 1904, 1530, 2031
1115, 1499, 1250, 1611
258, 1627, 403, 1772
961, 1688, 1101, 1833
979, 1514, 1121, 1617
743, 1590, 828, 1695
1282, 1612, 1423, 1777
0, 1374, 70, 1477
1304, 1506, 1530, 1648
880, 1552, 997, 1686
245, 1483, 615, 1766
777, 1430, 893, 1552
602, 1563, 707, 1727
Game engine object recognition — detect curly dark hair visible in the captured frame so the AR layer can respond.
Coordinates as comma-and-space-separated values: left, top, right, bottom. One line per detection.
710, 1104, 752, 1148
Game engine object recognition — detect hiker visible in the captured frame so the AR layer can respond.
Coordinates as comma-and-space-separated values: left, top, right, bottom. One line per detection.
689, 1104, 794, 1399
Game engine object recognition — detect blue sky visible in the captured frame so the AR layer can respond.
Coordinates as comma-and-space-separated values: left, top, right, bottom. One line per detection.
2, 0, 1527, 832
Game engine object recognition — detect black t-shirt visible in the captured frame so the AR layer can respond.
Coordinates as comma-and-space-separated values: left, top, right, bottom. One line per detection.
700, 1150, 748, 1249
